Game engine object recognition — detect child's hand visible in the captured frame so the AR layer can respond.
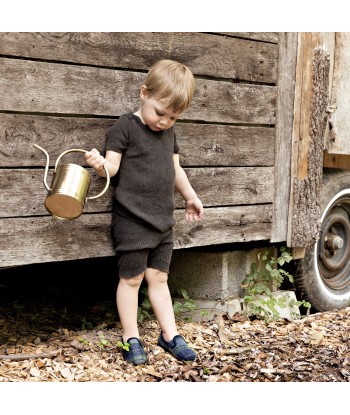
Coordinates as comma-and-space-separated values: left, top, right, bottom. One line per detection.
185, 197, 204, 222
84, 148, 105, 172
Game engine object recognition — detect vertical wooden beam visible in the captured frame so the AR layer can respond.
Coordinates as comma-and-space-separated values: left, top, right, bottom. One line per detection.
326, 33, 350, 155
271, 33, 298, 243
287, 33, 335, 248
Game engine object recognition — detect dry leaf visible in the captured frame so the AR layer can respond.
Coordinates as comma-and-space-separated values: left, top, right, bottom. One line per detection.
0, 286, 349, 382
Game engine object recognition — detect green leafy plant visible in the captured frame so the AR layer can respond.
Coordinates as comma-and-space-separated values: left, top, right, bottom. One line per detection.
137, 287, 153, 323
12, 301, 25, 312
173, 288, 197, 322
200, 309, 209, 319
78, 337, 90, 345
80, 317, 94, 330
117, 341, 130, 352
137, 287, 199, 323
97, 334, 110, 349
241, 246, 311, 322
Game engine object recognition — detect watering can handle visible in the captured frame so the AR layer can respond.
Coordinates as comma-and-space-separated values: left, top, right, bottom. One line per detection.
55, 149, 110, 200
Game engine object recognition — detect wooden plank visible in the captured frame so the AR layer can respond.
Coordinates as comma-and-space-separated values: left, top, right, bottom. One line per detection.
326, 33, 350, 155
0, 167, 274, 217
0, 114, 275, 168
0, 205, 272, 267
0, 168, 113, 217
0, 58, 277, 124
174, 205, 272, 248
180, 167, 274, 206
221, 33, 279, 43
0, 114, 115, 167
270, 33, 298, 243
0, 214, 115, 267
323, 151, 350, 170
177, 125, 275, 167
287, 33, 335, 248
0, 32, 278, 83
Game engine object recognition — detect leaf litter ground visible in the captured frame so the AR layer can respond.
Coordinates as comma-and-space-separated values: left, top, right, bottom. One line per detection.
0, 263, 349, 383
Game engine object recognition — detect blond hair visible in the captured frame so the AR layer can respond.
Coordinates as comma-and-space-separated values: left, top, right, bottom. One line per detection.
143, 59, 195, 113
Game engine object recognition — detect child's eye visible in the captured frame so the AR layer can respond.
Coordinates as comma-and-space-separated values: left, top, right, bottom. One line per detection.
156, 110, 164, 116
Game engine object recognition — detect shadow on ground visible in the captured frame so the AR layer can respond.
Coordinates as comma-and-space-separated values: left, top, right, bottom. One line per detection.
0, 257, 120, 344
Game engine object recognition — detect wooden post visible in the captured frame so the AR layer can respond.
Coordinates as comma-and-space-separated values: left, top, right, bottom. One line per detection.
270, 33, 298, 243
287, 33, 335, 248
326, 33, 350, 157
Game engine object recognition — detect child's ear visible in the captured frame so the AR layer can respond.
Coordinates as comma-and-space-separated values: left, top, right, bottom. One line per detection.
140, 85, 148, 101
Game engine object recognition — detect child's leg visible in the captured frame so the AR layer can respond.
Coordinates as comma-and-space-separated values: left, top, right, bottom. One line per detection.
116, 273, 144, 342
145, 267, 196, 361
144, 268, 178, 342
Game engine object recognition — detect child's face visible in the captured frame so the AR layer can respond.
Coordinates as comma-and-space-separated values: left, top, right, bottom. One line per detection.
140, 88, 182, 132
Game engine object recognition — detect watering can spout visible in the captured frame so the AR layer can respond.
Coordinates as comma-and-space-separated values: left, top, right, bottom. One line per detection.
34, 144, 51, 191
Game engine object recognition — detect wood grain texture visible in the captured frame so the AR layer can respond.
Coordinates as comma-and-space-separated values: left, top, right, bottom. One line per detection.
0, 32, 278, 83
0, 167, 274, 217
270, 33, 298, 242
0, 58, 276, 123
326, 32, 350, 154
221, 33, 279, 43
288, 34, 332, 247
0, 205, 272, 267
0, 114, 275, 168
0, 32, 278, 266
323, 151, 350, 170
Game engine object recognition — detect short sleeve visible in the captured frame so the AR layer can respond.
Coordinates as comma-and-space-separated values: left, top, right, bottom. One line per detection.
174, 131, 179, 154
105, 115, 130, 154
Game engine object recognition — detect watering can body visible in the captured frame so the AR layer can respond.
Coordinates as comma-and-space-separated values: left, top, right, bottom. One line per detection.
34, 144, 110, 220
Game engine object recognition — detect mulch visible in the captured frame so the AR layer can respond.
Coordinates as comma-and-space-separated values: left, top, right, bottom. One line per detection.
0, 285, 349, 382
1, 259, 349, 383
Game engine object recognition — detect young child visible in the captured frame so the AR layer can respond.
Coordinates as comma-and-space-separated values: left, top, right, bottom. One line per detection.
85, 59, 204, 365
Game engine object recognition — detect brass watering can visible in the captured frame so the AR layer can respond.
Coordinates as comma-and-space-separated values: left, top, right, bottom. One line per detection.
34, 144, 110, 220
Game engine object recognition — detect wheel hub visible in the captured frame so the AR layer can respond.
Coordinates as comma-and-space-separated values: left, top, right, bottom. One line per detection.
325, 234, 344, 250
317, 205, 350, 290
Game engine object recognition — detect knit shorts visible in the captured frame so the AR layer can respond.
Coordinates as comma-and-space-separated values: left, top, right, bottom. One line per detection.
111, 212, 175, 277
116, 237, 174, 278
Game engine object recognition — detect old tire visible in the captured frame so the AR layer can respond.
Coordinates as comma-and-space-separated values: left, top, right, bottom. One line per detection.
295, 169, 350, 311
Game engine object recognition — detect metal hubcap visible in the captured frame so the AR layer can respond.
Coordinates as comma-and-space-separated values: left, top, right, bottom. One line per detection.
317, 202, 350, 290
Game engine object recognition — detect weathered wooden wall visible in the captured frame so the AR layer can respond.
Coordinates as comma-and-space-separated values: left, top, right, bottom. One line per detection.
0, 32, 279, 267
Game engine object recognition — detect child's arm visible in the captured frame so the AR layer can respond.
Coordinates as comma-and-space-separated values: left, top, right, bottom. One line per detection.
174, 154, 204, 222
84, 149, 122, 178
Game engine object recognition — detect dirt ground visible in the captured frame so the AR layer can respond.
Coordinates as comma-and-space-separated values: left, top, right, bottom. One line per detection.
0, 259, 349, 383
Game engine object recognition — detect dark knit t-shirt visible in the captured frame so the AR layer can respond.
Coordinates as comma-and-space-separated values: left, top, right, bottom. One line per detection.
105, 113, 179, 246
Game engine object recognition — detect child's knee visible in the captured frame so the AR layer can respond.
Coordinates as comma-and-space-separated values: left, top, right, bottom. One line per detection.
119, 273, 144, 288
145, 268, 168, 284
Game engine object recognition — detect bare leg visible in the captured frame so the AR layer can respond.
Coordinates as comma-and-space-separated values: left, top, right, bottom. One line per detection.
145, 267, 178, 342
116, 273, 144, 343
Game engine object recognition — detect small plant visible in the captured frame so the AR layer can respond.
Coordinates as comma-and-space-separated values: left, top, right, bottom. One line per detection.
78, 337, 89, 345
137, 287, 153, 323
80, 317, 94, 330
137, 287, 198, 323
173, 288, 197, 322
97, 334, 110, 349
241, 246, 311, 322
200, 309, 209, 319
117, 341, 130, 352
12, 301, 25, 312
